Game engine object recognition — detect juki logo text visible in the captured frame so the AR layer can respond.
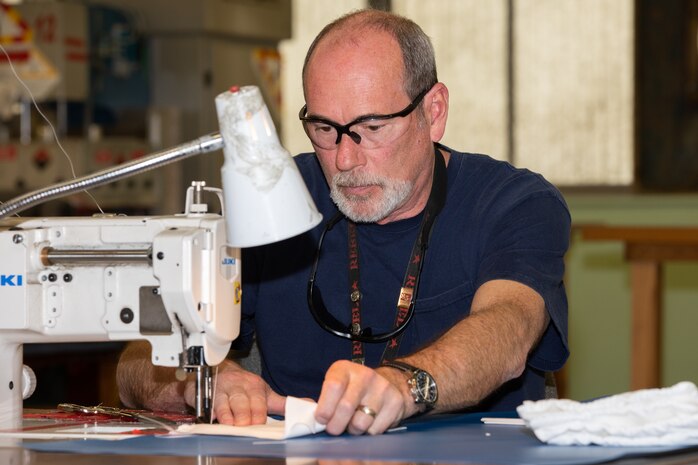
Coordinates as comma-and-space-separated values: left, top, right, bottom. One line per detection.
0, 274, 23, 286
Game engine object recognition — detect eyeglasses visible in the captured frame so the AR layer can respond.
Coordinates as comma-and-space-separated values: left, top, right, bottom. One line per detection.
298, 87, 431, 150
307, 213, 417, 343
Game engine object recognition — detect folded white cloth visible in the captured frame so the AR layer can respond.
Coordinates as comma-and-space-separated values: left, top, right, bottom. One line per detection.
177, 396, 325, 440
516, 381, 698, 446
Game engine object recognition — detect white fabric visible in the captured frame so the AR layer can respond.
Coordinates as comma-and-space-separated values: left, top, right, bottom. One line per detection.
176, 396, 326, 440
516, 381, 698, 446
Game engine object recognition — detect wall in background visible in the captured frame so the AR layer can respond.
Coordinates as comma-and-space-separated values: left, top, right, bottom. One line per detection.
565, 193, 698, 400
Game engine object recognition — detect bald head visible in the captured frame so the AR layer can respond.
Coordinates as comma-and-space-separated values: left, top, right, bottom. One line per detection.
302, 9, 437, 100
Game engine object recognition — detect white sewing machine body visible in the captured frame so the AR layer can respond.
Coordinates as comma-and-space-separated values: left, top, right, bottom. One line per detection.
0, 201, 240, 429
0, 85, 322, 431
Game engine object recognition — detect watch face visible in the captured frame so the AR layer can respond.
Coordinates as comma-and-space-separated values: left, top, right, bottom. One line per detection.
414, 371, 438, 404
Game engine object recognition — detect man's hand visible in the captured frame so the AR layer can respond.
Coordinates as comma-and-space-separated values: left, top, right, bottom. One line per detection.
192, 360, 286, 426
315, 360, 413, 435
118, 342, 285, 426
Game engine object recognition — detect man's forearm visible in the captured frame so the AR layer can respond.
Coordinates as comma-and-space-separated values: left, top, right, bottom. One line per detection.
116, 341, 192, 412
399, 280, 549, 412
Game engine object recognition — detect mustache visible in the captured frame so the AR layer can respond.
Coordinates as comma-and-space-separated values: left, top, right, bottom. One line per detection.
332, 171, 387, 188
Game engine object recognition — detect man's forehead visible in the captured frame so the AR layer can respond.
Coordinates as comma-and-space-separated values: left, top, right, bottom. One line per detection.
305, 31, 404, 95
322, 22, 386, 45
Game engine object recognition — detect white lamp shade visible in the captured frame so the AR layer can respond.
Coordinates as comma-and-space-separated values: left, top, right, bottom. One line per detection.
216, 86, 322, 247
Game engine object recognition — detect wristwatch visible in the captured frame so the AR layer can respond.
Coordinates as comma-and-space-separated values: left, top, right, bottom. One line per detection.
381, 360, 438, 411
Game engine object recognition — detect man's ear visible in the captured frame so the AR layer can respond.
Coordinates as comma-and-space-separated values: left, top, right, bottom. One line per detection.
427, 82, 449, 142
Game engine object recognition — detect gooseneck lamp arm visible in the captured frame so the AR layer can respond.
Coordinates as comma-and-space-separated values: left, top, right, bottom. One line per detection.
0, 133, 224, 220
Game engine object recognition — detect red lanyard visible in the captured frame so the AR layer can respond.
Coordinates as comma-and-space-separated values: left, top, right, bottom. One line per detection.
347, 149, 447, 364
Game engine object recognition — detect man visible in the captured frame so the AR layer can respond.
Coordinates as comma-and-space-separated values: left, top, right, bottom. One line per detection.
117, 9, 570, 436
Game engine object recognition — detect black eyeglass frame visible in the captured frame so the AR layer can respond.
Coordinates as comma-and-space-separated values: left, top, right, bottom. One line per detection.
298, 86, 432, 147
306, 213, 422, 343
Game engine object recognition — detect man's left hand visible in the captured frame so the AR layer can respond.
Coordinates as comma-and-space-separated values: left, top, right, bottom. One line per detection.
314, 359, 412, 435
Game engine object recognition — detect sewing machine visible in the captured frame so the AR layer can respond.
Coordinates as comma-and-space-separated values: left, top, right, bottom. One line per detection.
0, 86, 322, 430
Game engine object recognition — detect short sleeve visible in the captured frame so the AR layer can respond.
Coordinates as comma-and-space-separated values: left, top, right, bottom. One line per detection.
475, 190, 571, 372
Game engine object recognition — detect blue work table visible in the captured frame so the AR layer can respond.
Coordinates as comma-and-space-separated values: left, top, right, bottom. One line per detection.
21, 411, 698, 465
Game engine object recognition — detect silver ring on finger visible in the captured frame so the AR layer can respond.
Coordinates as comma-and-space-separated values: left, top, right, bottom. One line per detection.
356, 404, 377, 418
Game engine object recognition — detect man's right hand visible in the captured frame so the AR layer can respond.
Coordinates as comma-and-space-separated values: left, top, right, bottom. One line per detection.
117, 342, 285, 425
189, 360, 286, 426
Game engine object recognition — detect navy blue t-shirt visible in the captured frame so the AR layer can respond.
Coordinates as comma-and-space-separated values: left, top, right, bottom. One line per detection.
237, 145, 570, 411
